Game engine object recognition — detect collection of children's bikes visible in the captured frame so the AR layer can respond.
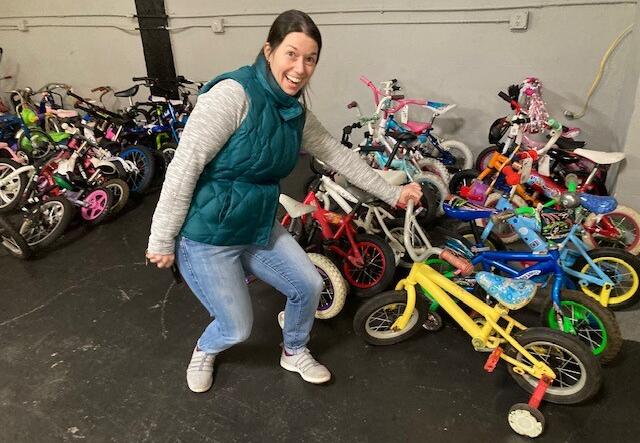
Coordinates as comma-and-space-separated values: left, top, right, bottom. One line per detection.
279, 76, 640, 437
1, 44, 638, 436
0, 48, 201, 257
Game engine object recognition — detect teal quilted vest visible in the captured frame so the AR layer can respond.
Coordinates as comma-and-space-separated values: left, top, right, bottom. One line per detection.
180, 54, 305, 246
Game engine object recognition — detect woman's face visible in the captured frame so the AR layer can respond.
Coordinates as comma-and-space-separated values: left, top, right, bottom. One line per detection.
264, 32, 319, 96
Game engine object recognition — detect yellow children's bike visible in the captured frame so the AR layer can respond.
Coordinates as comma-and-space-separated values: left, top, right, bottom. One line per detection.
353, 200, 602, 438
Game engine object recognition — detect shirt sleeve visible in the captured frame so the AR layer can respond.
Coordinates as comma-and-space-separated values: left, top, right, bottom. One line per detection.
301, 110, 402, 206
147, 79, 249, 254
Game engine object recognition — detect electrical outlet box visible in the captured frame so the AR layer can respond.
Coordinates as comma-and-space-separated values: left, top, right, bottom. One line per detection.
211, 18, 225, 34
510, 10, 529, 31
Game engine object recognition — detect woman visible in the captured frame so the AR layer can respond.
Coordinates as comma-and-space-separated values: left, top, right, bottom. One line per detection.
146, 10, 422, 393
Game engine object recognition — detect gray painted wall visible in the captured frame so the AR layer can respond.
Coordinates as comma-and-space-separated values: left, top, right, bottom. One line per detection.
1, 1, 639, 197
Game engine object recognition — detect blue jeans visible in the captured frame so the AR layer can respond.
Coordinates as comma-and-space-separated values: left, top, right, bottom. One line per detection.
176, 221, 323, 355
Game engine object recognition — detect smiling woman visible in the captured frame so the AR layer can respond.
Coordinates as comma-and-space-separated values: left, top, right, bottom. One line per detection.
146, 9, 422, 394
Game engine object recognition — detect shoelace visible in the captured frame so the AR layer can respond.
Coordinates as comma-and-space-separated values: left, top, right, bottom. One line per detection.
189, 352, 215, 371
290, 349, 322, 372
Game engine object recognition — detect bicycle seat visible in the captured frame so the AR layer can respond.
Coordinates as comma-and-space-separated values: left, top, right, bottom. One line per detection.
403, 121, 432, 134
50, 108, 78, 118
579, 193, 617, 214
114, 84, 140, 97
475, 272, 537, 310
392, 131, 418, 143
574, 148, 625, 165
278, 194, 317, 218
425, 101, 456, 115
555, 137, 585, 150
443, 202, 493, 221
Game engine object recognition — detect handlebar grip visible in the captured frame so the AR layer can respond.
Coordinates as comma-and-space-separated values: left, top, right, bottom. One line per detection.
515, 206, 536, 216
391, 78, 398, 83
391, 94, 405, 100
498, 91, 512, 103
439, 249, 474, 276
547, 118, 562, 131
347, 101, 358, 109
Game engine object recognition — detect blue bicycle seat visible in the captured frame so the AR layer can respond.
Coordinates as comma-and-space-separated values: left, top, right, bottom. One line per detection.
475, 272, 537, 310
443, 202, 494, 221
579, 193, 617, 215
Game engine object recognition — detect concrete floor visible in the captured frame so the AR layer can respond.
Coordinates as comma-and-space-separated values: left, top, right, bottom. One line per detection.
1, 158, 640, 442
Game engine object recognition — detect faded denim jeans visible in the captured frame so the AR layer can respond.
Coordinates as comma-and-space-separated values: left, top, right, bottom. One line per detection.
176, 221, 323, 355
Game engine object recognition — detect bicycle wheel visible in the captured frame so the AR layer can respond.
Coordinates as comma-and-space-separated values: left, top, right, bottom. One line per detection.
386, 217, 431, 269
308, 252, 348, 320
118, 145, 156, 193
413, 171, 449, 215
506, 328, 602, 405
103, 178, 130, 216
440, 139, 473, 170
20, 196, 74, 248
80, 187, 113, 225
448, 169, 479, 195
456, 224, 506, 251
160, 142, 177, 168
417, 157, 450, 184
474, 145, 500, 172
574, 247, 640, 309
0, 158, 28, 213
342, 233, 396, 298
582, 206, 640, 255
353, 290, 427, 345
0, 215, 32, 259
539, 289, 622, 364
18, 128, 55, 160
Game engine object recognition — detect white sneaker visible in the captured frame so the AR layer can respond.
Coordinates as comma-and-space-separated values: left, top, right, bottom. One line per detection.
280, 348, 331, 384
277, 311, 285, 329
186, 346, 216, 393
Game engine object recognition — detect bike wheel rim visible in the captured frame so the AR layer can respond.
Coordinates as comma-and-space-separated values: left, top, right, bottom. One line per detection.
343, 241, 386, 289
588, 212, 640, 251
20, 200, 65, 245
546, 301, 607, 356
121, 149, 148, 191
580, 257, 639, 305
316, 267, 335, 311
1, 232, 23, 255
0, 166, 20, 207
81, 190, 109, 220
365, 302, 419, 339
516, 340, 587, 397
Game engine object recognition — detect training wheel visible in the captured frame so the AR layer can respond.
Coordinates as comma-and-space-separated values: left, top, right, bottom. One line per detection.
422, 311, 443, 331
508, 403, 545, 438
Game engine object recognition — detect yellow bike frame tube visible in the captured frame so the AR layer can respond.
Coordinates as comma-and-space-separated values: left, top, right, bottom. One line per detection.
391, 281, 417, 331
600, 283, 612, 307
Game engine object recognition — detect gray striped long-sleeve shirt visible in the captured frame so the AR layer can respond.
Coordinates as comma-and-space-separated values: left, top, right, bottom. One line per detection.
147, 79, 403, 254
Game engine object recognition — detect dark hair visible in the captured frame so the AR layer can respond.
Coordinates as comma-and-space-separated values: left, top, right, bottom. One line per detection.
265, 10, 322, 62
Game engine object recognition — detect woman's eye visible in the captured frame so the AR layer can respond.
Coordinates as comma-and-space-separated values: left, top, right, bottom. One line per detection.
287, 51, 296, 58
305, 57, 316, 65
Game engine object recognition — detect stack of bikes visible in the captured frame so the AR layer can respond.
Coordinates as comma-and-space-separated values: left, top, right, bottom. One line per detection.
280, 76, 640, 437
0, 47, 202, 258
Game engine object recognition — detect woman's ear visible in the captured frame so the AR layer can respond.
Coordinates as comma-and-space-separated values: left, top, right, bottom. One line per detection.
263, 42, 272, 62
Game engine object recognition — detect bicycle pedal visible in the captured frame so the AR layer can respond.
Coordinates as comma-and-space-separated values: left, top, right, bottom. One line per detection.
483, 346, 503, 372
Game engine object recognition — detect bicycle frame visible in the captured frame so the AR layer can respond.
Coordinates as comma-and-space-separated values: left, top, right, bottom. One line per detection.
467, 199, 616, 306
395, 262, 556, 380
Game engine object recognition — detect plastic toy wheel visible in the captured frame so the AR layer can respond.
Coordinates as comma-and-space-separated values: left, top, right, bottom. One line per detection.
422, 310, 443, 331
508, 403, 545, 438
80, 187, 113, 225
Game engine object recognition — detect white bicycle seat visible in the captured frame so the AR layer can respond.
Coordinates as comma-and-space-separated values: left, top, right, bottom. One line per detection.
375, 169, 407, 186
279, 194, 317, 218
574, 148, 625, 165
425, 101, 456, 115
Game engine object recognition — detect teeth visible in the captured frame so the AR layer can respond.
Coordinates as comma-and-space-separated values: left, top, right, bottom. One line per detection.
286, 75, 301, 84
